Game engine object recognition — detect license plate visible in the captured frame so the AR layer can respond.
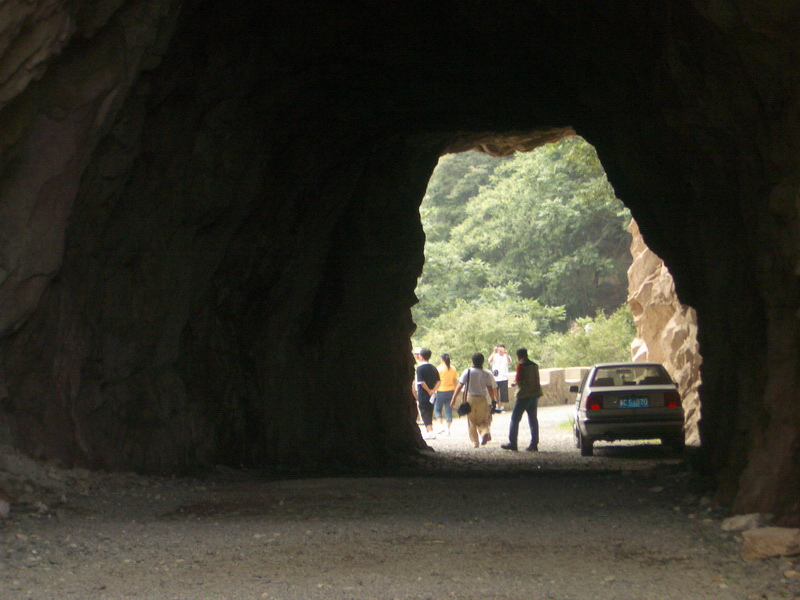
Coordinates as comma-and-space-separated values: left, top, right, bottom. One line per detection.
619, 397, 649, 408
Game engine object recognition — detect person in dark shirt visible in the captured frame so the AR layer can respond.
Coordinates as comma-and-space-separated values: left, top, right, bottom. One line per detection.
502, 348, 543, 451
415, 348, 440, 440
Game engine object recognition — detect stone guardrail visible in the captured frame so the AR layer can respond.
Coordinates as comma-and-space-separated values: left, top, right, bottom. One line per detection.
507, 366, 590, 407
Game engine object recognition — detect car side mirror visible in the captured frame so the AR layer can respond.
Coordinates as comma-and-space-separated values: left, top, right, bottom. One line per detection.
569, 385, 579, 393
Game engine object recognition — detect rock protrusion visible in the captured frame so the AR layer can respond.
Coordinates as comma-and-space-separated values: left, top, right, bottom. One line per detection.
627, 219, 702, 445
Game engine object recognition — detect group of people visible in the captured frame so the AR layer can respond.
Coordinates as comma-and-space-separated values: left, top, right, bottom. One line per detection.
412, 345, 543, 451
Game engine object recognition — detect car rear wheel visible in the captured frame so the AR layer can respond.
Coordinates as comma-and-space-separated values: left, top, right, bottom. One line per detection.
573, 424, 581, 449
578, 431, 594, 456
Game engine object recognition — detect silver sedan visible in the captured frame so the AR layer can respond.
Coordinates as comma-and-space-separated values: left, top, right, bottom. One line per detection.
570, 362, 685, 457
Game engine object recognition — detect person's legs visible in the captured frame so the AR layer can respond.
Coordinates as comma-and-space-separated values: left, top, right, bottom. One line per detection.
419, 399, 435, 438
438, 390, 454, 434
433, 393, 447, 432
470, 397, 492, 445
502, 395, 531, 450
467, 412, 480, 447
526, 396, 540, 450
497, 380, 509, 411
433, 395, 444, 421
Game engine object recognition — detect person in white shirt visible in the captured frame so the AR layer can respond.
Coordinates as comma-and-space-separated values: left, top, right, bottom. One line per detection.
451, 352, 498, 448
488, 344, 512, 413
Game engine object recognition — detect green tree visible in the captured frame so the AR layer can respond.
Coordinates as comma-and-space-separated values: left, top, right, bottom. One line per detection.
413, 297, 565, 368
412, 241, 490, 336
421, 151, 504, 243
451, 137, 631, 320
537, 306, 636, 368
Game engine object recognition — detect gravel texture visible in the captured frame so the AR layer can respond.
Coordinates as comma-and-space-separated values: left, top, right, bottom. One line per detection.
1, 405, 798, 599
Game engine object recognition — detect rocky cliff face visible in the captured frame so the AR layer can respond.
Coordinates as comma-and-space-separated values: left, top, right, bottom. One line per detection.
0, 1, 798, 523
628, 220, 702, 446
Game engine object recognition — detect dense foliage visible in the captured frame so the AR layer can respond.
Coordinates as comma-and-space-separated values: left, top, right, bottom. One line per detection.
412, 137, 635, 369
538, 307, 637, 368
419, 297, 565, 368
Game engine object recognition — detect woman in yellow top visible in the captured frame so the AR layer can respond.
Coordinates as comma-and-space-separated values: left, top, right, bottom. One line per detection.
434, 353, 459, 435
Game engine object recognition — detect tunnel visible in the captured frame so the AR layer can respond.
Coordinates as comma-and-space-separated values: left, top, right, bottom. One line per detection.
0, 1, 798, 525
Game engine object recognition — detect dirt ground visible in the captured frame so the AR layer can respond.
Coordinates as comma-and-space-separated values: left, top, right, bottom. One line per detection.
1, 406, 798, 600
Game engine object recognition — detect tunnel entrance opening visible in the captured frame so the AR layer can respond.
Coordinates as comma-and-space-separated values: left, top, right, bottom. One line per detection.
411, 135, 702, 462
412, 137, 634, 367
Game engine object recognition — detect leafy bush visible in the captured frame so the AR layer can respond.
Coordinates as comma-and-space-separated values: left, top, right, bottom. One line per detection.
537, 306, 635, 368
412, 297, 565, 370
415, 304, 634, 371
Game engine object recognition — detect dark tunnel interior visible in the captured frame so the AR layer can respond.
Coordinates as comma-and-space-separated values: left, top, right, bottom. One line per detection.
0, 1, 798, 524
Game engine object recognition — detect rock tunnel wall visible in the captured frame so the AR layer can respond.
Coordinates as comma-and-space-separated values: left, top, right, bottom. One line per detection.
1, 2, 431, 470
0, 1, 799, 521
628, 219, 703, 447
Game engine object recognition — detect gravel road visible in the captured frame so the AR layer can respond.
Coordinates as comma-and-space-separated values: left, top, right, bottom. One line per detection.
1, 405, 798, 600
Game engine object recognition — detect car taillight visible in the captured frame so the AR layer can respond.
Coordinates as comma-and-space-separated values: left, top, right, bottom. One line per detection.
585, 392, 603, 410
665, 390, 681, 408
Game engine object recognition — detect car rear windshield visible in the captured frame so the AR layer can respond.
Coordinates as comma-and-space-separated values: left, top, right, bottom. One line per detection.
591, 365, 672, 387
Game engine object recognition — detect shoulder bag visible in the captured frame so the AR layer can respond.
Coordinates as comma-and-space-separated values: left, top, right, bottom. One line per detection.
457, 368, 472, 416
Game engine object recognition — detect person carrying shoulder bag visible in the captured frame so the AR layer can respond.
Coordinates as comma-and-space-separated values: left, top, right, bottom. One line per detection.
451, 352, 498, 448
